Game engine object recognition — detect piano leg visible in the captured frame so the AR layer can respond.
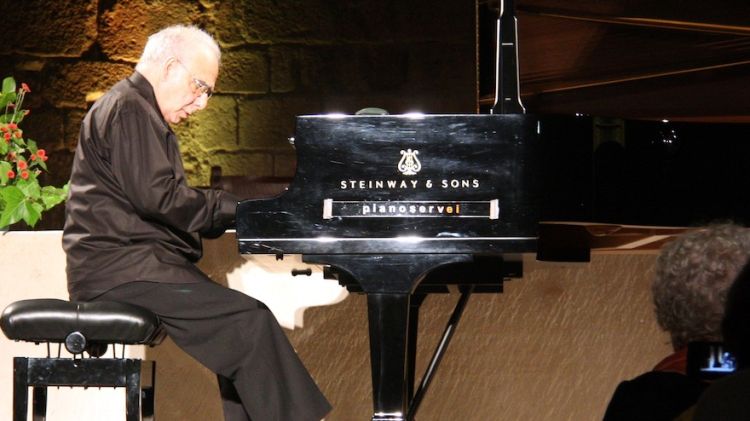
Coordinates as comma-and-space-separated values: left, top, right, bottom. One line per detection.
367, 293, 412, 421
303, 253, 475, 421
406, 293, 427, 402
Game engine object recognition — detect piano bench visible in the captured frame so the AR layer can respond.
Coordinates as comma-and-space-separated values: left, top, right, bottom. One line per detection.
1, 299, 166, 421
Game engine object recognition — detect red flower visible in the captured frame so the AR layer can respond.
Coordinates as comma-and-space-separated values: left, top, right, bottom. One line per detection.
3, 132, 10, 141
8, 123, 17, 130
36, 149, 46, 158
30, 153, 37, 161
6, 170, 14, 179
0, 125, 7, 132
17, 160, 27, 170
20, 170, 29, 180
42, 155, 48, 162
21, 83, 30, 93
14, 130, 22, 139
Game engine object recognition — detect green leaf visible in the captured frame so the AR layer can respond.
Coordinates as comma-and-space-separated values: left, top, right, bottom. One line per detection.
27, 202, 43, 226
0, 185, 25, 228
0, 184, 44, 228
0, 91, 16, 109
41, 185, 67, 210
16, 178, 40, 198
19, 200, 40, 227
34, 159, 47, 171
0, 139, 7, 156
2, 77, 16, 95
0, 161, 10, 185
27, 139, 37, 153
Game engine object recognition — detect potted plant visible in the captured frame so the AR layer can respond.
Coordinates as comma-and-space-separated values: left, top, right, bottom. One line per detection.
0, 77, 68, 229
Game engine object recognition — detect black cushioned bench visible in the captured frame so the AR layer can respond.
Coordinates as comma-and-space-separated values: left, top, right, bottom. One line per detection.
1, 299, 166, 421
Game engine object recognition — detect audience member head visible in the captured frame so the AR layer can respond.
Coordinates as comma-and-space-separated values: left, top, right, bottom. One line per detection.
722, 261, 750, 370
652, 223, 750, 351
134, 25, 220, 124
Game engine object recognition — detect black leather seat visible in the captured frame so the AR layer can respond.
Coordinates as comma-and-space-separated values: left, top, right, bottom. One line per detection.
1, 299, 165, 421
2, 299, 165, 354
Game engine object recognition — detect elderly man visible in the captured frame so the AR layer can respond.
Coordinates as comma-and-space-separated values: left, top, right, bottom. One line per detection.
63, 25, 331, 421
603, 223, 750, 421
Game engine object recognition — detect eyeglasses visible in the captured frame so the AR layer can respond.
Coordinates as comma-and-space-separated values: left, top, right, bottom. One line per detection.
173, 57, 214, 98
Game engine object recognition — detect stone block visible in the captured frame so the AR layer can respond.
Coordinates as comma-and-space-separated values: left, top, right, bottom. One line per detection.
180, 149, 273, 186
178, 147, 213, 187
405, 44, 475, 112
99, 0, 202, 62
0, 0, 97, 57
218, 50, 269, 94
209, 1, 469, 47
270, 47, 296, 93
359, 45, 409, 91
44, 62, 134, 109
215, 1, 470, 46
238, 97, 323, 150
15, 60, 46, 72
297, 46, 368, 95
209, 151, 274, 179
64, 110, 88, 151
210, 0, 338, 46
173, 96, 238, 152
179, 153, 207, 187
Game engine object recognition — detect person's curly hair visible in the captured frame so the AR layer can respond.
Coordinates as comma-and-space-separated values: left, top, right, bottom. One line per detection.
653, 224, 750, 350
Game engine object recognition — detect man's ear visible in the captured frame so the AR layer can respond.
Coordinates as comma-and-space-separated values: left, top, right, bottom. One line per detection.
162, 57, 178, 82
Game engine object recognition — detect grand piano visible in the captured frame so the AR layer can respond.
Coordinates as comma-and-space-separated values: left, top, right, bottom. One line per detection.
235, 1, 750, 420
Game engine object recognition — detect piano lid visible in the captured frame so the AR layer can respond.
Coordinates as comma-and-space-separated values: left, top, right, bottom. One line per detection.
478, 0, 750, 121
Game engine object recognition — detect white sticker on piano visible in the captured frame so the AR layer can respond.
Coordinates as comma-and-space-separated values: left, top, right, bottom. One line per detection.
226, 255, 348, 330
323, 198, 333, 219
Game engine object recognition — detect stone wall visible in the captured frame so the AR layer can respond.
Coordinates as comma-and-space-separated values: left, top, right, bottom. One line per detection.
1, 0, 476, 228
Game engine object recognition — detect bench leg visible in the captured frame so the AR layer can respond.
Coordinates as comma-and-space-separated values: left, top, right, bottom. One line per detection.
125, 359, 141, 421
32, 387, 47, 421
142, 360, 156, 421
13, 357, 29, 421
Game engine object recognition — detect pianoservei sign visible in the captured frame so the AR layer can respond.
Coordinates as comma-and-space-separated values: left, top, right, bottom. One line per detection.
323, 199, 499, 219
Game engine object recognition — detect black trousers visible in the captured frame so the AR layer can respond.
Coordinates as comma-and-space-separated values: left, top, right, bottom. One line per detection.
93, 281, 331, 421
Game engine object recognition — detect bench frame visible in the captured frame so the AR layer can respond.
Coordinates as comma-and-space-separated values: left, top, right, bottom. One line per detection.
13, 355, 155, 421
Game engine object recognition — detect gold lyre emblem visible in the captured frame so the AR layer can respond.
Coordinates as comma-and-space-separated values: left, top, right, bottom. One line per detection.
398, 149, 421, 175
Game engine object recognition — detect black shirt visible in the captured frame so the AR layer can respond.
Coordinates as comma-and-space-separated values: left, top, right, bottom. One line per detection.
603, 371, 708, 421
63, 72, 237, 300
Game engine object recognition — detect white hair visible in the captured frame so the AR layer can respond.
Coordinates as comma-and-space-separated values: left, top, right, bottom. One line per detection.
135, 25, 220, 71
